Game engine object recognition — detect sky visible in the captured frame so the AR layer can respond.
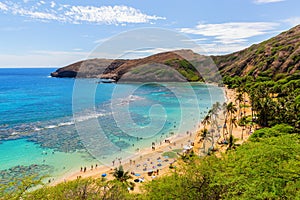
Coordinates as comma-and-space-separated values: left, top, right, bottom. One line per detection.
0, 0, 299, 67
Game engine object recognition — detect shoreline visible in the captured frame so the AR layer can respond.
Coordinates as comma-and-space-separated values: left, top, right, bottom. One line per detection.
50, 85, 230, 187
51, 118, 200, 186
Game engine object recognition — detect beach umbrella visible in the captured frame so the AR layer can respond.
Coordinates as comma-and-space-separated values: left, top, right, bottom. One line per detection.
134, 173, 141, 176
101, 173, 107, 177
183, 145, 192, 150
157, 163, 162, 167
139, 178, 144, 182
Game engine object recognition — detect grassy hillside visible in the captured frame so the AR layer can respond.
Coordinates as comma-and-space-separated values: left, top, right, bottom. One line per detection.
213, 25, 300, 79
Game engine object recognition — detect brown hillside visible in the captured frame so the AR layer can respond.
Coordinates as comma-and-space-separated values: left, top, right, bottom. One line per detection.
212, 25, 300, 78
51, 49, 211, 82
51, 25, 300, 81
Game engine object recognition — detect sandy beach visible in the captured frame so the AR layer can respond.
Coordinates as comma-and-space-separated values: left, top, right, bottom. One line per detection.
51, 86, 252, 192
52, 121, 198, 186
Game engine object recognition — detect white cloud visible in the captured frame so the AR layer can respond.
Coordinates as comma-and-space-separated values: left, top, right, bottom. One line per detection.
283, 17, 300, 26
180, 21, 281, 55
0, 2, 8, 11
17, 9, 61, 21
64, 5, 165, 24
50, 1, 56, 8
180, 22, 279, 44
215, 38, 248, 45
180, 38, 207, 43
120, 45, 250, 57
121, 48, 178, 59
72, 48, 83, 51
196, 43, 250, 55
0, 1, 165, 25
253, 0, 285, 4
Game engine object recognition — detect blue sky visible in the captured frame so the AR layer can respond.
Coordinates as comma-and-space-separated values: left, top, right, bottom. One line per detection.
0, 0, 299, 67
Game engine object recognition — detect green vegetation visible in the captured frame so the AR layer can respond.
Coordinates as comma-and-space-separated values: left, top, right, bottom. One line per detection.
142, 125, 300, 199
164, 58, 201, 81
223, 74, 300, 130
1, 168, 133, 200
25, 177, 131, 200
162, 151, 178, 158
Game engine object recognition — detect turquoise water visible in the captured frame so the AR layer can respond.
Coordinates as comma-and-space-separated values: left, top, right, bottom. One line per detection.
0, 68, 225, 182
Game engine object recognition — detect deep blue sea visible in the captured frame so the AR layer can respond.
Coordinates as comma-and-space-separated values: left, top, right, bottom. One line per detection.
0, 68, 225, 183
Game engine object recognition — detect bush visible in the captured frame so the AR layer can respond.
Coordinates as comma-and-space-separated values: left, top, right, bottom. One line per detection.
250, 124, 294, 142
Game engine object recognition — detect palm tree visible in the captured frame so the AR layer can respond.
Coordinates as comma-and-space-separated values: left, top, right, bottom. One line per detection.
199, 128, 208, 138
210, 102, 222, 146
249, 88, 260, 124
226, 102, 237, 138
111, 165, 134, 190
229, 116, 238, 137
112, 165, 132, 182
212, 102, 222, 113
222, 102, 229, 140
201, 114, 211, 130
209, 103, 221, 130
200, 129, 214, 154
239, 116, 247, 140
235, 92, 243, 120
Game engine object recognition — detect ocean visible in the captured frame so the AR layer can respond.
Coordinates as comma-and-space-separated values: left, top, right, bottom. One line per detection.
0, 68, 225, 183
